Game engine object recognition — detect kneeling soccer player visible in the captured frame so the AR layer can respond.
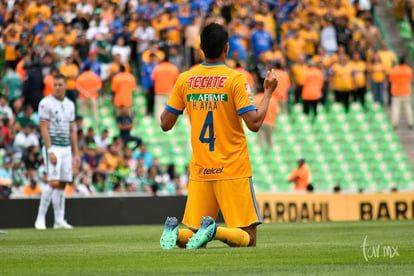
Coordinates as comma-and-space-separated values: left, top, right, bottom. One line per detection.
159, 23, 278, 249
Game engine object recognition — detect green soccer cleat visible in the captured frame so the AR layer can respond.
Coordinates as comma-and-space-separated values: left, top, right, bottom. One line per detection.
160, 217, 179, 250
186, 216, 217, 249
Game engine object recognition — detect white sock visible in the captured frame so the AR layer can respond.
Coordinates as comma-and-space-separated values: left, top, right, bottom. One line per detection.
36, 185, 53, 221
52, 189, 65, 225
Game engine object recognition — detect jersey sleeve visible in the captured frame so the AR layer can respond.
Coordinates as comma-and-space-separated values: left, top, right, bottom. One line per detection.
233, 74, 257, 115
38, 99, 50, 122
165, 74, 185, 115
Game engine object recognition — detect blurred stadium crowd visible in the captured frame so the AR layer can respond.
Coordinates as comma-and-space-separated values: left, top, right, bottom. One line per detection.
0, 0, 411, 198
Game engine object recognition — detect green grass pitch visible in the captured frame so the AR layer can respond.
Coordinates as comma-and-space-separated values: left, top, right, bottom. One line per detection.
1, 220, 413, 275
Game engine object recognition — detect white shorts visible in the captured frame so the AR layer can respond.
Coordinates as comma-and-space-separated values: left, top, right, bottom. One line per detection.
100, 63, 111, 81
43, 146, 73, 183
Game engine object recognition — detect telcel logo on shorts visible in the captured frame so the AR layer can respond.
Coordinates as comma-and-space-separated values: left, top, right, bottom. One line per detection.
199, 167, 224, 175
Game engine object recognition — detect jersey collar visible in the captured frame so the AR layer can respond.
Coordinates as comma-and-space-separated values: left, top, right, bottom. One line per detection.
52, 94, 65, 102
202, 62, 225, 66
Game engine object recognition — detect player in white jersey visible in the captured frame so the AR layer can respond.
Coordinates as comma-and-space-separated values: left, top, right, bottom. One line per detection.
34, 73, 80, 230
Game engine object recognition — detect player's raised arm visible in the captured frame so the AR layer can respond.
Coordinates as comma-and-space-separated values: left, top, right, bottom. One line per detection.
241, 69, 278, 132
160, 75, 185, 132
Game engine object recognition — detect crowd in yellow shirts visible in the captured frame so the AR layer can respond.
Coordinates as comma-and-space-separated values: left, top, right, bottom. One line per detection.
0, 0, 407, 197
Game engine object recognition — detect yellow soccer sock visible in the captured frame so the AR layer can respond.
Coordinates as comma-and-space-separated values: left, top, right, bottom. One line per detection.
177, 228, 194, 248
215, 227, 250, 247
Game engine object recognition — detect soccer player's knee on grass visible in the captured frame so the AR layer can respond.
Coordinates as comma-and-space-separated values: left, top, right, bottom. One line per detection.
215, 227, 250, 247
241, 225, 257, 247
177, 229, 195, 248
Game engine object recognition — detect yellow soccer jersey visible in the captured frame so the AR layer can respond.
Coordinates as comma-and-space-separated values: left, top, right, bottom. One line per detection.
166, 63, 257, 181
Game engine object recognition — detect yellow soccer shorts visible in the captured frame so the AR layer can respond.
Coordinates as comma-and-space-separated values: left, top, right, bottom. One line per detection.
182, 177, 262, 230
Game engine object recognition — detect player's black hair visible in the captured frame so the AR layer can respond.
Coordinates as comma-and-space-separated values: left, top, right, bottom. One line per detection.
399, 56, 406, 65
200, 23, 228, 59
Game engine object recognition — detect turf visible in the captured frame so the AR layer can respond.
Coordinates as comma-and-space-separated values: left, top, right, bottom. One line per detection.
1, 220, 413, 275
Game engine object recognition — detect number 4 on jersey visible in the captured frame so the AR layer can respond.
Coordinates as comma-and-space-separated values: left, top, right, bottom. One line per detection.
199, 111, 215, 152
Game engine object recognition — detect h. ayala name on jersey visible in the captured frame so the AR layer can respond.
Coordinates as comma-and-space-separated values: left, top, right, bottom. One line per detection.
198, 167, 224, 175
